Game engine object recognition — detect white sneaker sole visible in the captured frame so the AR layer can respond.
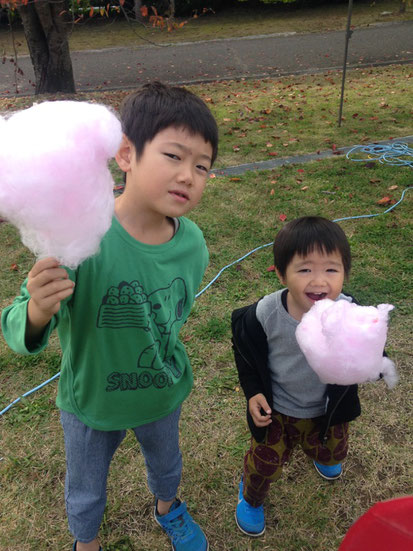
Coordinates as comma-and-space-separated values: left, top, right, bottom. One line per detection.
235, 511, 265, 537
313, 462, 342, 481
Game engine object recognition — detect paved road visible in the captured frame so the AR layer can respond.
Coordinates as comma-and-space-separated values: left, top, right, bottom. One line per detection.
1, 21, 412, 96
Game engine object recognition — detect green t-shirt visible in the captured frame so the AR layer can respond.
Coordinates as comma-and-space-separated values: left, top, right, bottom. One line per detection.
1, 216, 208, 430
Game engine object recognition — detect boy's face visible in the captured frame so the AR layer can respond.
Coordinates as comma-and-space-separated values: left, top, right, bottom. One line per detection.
120, 126, 213, 219
277, 249, 345, 322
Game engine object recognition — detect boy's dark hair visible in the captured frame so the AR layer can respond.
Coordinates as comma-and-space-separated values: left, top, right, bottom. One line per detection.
120, 81, 219, 166
273, 216, 351, 278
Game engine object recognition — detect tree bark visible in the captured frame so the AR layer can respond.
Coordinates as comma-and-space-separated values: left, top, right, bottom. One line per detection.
18, 0, 75, 94
399, 1, 406, 14
169, 0, 175, 19
133, 0, 143, 21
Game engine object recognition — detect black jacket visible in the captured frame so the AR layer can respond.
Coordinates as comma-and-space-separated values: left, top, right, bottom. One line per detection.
231, 299, 361, 444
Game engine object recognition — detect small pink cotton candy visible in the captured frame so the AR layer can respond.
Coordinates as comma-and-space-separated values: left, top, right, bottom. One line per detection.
296, 299, 398, 388
0, 101, 122, 269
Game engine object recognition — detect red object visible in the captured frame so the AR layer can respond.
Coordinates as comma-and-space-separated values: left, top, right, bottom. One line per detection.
338, 496, 413, 551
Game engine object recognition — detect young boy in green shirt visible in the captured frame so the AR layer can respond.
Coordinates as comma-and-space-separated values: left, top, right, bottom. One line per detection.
1, 81, 218, 551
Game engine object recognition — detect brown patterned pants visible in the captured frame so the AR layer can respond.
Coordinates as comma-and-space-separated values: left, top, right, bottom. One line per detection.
243, 412, 349, 507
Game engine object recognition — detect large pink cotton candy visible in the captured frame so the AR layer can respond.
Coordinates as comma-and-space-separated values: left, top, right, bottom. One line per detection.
296, 299, 398, 388
0, 101, 122, 268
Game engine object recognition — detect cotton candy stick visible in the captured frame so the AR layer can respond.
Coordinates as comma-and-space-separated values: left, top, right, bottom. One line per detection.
296, 299, 398, 388
0, 101, 122, 269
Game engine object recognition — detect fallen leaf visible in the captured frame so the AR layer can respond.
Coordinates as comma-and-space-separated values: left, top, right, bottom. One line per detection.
369, 178, 381, 184
377, 196, 393, 205
279, 213, 287, 222
268, 151, 278, 156
297, 169, 305, 173
270, 189, 275, 195
230, 177, 241, 182
10, 263, 18, 271
388, 185, 398, 190
266, 265, 276, 272
301, 186, 309, 191
209, 173, 216, 179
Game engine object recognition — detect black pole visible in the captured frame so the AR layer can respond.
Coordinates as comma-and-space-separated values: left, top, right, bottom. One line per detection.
338, 0, 354, 127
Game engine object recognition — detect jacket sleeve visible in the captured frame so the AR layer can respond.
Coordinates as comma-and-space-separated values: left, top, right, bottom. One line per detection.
231, 303, 270, 402
232, 337, 266, 402
231, 303, 271, 443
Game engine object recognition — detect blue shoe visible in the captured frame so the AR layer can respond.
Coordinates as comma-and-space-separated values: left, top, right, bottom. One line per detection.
154, 499, 208, 551
72, 543, 102, 551
313, 460, 342, 480
235, 478, 265, 537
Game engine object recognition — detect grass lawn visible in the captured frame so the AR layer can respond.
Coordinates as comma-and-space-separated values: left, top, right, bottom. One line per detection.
0, 0, 412, 55
0, 64, 412, 550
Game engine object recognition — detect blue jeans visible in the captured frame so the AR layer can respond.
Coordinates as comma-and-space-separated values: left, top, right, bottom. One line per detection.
60, 407, 182, 543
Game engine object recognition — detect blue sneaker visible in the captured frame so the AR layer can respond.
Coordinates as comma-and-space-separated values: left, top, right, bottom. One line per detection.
154, 499, 208, 551
235, 478, 265, 537
72, 543, 102, 551
313, 461, 342, 480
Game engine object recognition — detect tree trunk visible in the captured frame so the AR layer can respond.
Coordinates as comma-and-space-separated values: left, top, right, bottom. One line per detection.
169, 0, 175, 19
133, 0, 143, 21
18, 0, 75, 94
399, 1, 406, 14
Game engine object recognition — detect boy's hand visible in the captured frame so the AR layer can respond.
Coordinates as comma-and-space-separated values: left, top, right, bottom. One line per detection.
26, 257, 74, 331
248, 393, 272, 427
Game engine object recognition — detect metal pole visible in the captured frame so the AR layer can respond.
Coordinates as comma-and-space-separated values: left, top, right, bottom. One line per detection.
338, 0, 354, 127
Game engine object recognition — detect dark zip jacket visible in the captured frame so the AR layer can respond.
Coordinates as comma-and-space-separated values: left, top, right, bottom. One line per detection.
231, 298, 361, 444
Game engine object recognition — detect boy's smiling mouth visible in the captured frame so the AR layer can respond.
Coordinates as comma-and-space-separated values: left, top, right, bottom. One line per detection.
306, 292, 327, 301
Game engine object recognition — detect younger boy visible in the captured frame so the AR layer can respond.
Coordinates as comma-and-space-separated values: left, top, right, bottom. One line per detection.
232, 216, 361, 537
1, 82, 218, 551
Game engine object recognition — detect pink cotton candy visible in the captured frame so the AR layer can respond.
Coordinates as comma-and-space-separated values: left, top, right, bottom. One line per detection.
296, 299, 398, 388
0, 101, 122, 268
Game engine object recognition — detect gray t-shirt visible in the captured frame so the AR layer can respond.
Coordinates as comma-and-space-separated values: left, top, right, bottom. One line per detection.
256, 289, 352, 419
